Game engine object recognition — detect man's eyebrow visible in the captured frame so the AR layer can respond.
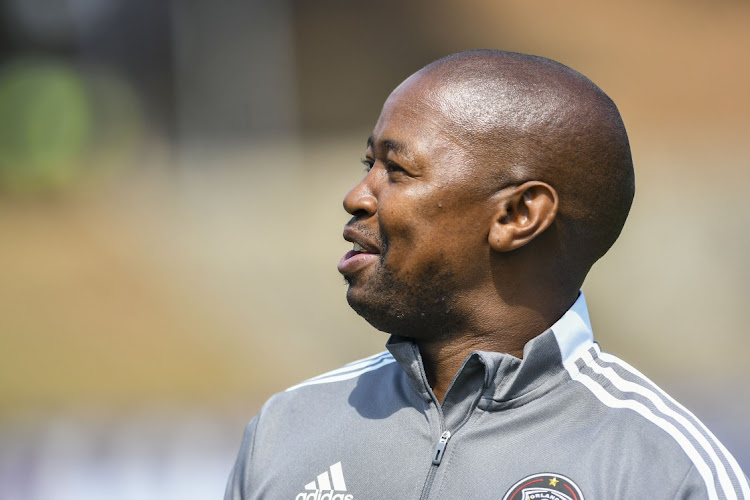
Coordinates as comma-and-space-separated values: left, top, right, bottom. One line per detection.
366, 136, 412, 158
383, 139, 410, 157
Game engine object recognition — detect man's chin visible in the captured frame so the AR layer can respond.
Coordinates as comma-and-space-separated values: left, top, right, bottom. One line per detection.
344, 285, 371, 318
346, 289, 428, 338
343, 265, 460, 338
346, 289, 397, 333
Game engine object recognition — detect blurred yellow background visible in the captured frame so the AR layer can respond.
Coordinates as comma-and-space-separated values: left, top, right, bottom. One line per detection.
1, 0, 748, 498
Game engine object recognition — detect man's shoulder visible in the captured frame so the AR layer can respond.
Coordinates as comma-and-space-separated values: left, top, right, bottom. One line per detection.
567, 344, 709, 441
564, 344, 749, 496
284, 350, 397, 394
258, 350, 400, 414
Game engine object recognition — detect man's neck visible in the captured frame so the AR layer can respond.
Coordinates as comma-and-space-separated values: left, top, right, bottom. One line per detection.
416, 330, 526, 404
415, 293, 578, 403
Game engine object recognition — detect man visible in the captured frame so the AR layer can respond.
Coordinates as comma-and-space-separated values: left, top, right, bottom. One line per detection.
226, 50, 748, 499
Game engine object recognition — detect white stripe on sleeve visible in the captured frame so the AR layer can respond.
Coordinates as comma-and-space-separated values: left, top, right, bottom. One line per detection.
570, 362, 719, 500
596, 349, 750, 498
581, 350, 736, 500
286, 354, 395, 392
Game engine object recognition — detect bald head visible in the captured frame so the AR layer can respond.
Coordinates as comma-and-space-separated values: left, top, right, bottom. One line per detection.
400, 50, 635, 284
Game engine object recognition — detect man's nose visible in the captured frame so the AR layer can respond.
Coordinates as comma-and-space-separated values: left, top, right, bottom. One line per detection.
343, 175, 377, 216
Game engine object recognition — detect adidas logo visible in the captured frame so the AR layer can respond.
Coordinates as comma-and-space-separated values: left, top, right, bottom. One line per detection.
295, 462, 353, 500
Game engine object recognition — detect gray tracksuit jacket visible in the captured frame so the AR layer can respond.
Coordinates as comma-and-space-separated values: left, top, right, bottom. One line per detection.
226, 294, 748, 499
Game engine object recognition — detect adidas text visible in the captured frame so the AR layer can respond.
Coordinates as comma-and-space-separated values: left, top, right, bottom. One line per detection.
294, 493, 353, 500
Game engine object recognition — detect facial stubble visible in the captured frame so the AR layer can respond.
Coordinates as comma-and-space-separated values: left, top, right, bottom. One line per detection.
344, 250, 463, 341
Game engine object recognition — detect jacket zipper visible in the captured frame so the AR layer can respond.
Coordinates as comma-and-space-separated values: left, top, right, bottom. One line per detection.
420, 430, 452, 499
432, 430, 451, 465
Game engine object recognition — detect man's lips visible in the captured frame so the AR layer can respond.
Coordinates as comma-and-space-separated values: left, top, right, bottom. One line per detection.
338, 227, 380, 275
337, 249, 379, 275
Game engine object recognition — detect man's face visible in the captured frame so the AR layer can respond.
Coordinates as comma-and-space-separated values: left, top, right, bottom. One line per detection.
337, 76, 494, 339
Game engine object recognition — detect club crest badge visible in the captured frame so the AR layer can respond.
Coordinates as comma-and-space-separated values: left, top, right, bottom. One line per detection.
502, 473, 584, 500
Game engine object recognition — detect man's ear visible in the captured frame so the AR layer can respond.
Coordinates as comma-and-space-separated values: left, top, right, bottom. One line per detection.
488, 181, 559, 252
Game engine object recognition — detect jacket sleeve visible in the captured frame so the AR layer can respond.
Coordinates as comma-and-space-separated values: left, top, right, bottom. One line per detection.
672, 464, 710, 499
224, 417, 259, 500
671, 463, 750, 499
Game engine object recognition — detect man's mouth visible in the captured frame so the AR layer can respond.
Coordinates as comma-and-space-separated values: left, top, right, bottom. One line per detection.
338, 234, 380, 275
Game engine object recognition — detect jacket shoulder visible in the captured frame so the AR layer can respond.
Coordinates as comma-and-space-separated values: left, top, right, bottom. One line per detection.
567, 346, 749, 498
254, 350, 401, 420
284, 350, 396, 393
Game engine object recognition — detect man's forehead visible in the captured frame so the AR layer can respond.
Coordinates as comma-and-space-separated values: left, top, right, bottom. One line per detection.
367, 81, 464, 159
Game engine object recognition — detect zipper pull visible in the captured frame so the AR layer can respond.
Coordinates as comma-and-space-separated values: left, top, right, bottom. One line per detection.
432, 430, 451, 465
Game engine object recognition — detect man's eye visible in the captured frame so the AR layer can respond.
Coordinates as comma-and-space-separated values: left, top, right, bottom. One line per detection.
361, 158, 374, 172
385, 161, 405, 174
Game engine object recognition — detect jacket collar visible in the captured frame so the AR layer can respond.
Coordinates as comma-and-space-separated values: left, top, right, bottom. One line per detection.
385, 292, 594, 415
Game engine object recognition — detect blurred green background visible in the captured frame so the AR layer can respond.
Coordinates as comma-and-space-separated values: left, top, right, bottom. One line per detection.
1, 0, 748, 498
